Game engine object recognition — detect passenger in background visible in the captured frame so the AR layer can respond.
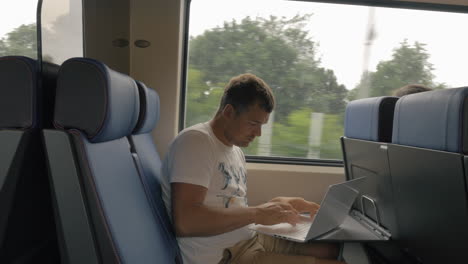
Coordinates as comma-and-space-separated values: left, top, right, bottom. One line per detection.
161, 73, 344, 264
393, 84, 432, 97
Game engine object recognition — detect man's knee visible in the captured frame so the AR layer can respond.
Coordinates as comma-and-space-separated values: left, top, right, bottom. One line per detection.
324, 243, 340, 259
307, 242, 340, 259
251, 252, 316, 264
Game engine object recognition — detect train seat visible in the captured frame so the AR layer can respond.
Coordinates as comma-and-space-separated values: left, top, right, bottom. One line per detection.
392, 86, 468, 152
342, 96, 400, 233
43, 57, 178, 263
389, 86, 468, 263
0, 56, 58, 263
344, 96, 399, 142
342, 96, 404, 263
129, 81, 182, 263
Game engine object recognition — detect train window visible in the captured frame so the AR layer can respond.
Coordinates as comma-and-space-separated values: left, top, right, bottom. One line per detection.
41, 0, 83, 64
0, 0, 38, 58
183, 0, 468, 162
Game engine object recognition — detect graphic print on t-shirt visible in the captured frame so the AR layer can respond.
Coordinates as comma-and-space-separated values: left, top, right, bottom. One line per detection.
217, 162, 247, 208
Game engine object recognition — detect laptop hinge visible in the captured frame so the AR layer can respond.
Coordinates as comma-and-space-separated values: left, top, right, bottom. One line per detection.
350, 210, 392, 240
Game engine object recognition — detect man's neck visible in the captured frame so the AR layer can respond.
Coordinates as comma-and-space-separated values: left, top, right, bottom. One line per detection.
209, 116, 233, 147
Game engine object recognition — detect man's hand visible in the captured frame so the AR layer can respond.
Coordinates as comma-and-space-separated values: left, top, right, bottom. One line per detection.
269, 197, 320, 218
253, 202, 300, 226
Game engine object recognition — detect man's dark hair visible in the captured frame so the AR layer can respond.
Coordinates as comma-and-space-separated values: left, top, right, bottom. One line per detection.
393, 84, 432, 97
217, 73, 275, 114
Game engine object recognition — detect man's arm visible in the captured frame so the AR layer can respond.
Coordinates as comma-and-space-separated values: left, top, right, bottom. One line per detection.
172, 182, 300, 237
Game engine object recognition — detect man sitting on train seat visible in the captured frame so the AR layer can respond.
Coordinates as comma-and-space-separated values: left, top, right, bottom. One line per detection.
393, 84, 432, 97
160, 73, 345, 264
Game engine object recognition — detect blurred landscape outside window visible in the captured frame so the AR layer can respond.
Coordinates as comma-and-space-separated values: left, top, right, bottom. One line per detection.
0, 1, 38, 58
193, 0, 468, 160
1, 1, 83, 64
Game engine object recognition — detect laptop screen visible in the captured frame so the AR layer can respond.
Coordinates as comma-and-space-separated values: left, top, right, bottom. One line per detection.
305, 177, 365, 239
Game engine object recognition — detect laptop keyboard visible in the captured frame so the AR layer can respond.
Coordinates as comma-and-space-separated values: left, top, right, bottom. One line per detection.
287, 222, 310, 236
269, 221, 312, 239
250, 215, 315, 241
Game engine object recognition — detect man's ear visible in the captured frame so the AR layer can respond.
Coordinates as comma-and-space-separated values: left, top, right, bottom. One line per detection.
222, 104, 236, 120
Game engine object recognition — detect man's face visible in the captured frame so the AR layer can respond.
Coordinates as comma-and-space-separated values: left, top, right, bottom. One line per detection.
224, 103, 270, 147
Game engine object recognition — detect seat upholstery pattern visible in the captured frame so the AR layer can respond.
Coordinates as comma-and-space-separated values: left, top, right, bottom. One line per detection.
344, 96, 399, 142
130, 81, 182, 263
51, 57, 176, 263
392, 87, 468, 153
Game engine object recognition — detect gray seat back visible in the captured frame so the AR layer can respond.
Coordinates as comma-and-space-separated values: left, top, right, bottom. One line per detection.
389, 87, 468, 263
0, 56, 58, 263
342, 96, 399, 232
44, 57, 179, 264
130, 81, 182, 263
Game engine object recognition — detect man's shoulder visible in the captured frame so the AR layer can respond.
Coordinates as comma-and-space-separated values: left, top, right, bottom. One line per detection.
178, 122, 211, 140
233, 146, 246, 159
171, 122, 214, 149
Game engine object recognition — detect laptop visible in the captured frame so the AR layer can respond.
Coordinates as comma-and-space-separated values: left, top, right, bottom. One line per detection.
250, 177, 365, 243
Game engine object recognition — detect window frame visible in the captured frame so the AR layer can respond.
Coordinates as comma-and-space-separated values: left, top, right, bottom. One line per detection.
179, 0, 468, 166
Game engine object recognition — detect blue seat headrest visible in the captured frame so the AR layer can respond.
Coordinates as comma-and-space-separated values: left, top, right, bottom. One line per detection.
392, 87, 468, 153
132, 81, 160, 135
54, 58, 139, 142
0, 56, 39, 129
344, 96, 399, 142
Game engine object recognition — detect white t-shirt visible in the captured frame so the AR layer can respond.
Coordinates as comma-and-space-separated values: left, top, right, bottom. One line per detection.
161, 122, 255, 264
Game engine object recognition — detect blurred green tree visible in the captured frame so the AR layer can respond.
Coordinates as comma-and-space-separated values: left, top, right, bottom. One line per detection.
271, 108, 311, 157
267, 108, 343, 159
0, 23, 37, 58
185, 68, 223, 127
188, 15, 347, 123
352, 40, 446, 99
186, 15, 349, 159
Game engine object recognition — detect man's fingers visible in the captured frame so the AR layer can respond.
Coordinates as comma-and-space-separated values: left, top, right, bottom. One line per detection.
306, 201, 320, 211
295, 200, 320, 213
309, 209, 319, 218
277, 202, 299, 214
281, 203, 296, 211
280, 210, 299, 226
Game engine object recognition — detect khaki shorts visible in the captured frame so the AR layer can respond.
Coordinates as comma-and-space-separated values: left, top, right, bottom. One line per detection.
219, 234, 339, 264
